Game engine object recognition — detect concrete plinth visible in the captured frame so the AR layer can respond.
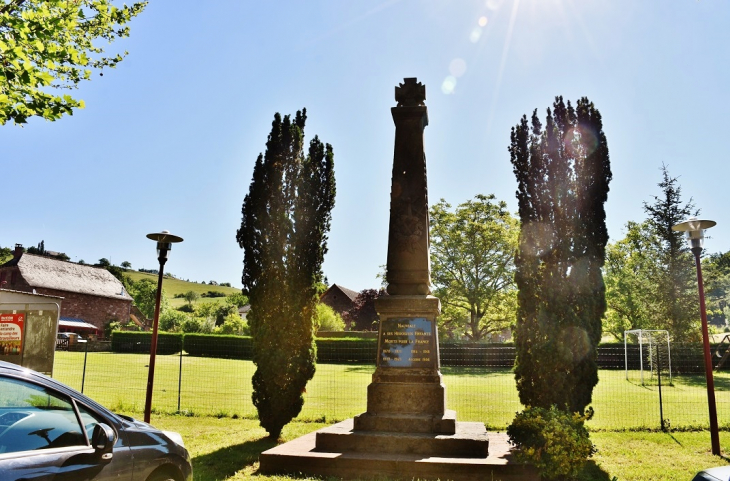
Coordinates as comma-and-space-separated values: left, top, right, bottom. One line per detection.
259, 419, 540, 481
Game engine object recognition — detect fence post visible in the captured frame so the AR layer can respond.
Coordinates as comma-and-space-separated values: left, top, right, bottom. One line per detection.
81, 339, 89, 393
177, 345, 183, 412
657, 342, 665, 431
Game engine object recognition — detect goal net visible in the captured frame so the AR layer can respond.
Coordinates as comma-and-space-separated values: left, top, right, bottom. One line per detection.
624, 329, 672, 385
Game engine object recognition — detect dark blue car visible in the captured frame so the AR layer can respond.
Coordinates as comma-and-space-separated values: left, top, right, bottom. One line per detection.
0, 361, 192, 481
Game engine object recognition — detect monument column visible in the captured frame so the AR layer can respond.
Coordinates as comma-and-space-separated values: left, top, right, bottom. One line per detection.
385, 77, 431, 297
352, 78, 455, 435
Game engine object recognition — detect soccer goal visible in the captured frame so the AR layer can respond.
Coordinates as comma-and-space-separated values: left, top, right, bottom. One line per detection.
624, 329, 672, 385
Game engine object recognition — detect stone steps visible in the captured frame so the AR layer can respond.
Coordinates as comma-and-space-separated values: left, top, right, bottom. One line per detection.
316, 419, 488, 457
259, 419, 540, 481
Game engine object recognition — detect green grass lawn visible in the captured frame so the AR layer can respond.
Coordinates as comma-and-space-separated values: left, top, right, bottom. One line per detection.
53, 352, 730, 430
52, 352, 730, 480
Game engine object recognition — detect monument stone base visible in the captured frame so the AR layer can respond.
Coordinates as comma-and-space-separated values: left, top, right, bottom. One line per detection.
258, 419, 540, 481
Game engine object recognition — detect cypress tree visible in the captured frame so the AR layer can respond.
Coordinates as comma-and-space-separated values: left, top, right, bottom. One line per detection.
236, 110, 336, 439
509, 97, 611, 414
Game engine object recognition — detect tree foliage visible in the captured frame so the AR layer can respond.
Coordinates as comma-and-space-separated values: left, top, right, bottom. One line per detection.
430, 194, 519, 341
509, 96, 611, 414
642, 165, 699, 341
236, 109, 335, 439
0, 245, 11, 264
182, 290, 200, 307
314, 303, 345, 332
0, 0, 147, 125
128, 278, 168, 319
703, 251, 730, 327
343, 289, 384, 331
604, 167, 702, 341
603, 221, 663, 340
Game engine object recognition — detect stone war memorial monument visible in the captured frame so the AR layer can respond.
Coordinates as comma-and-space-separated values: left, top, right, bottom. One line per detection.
259, 78, 538, 481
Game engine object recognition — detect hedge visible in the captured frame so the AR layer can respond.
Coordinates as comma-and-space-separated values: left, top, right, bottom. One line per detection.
111, 331, 183, 355
315, 339, 377, 363
183, 334, 252, 359
108, 331, 723, 373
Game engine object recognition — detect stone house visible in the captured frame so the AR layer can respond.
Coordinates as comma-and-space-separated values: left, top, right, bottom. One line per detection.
320, 284, 359, 317
0, 245, 132, 337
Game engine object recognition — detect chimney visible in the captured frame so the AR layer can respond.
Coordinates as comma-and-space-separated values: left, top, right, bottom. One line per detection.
14, 244, 23, 259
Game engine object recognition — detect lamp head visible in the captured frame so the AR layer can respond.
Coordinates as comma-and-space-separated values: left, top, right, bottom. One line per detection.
672, 217, 716, 252
146, 231, 183, 262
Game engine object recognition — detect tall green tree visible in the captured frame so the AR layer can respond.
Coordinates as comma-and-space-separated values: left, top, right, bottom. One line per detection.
0, 0, 147, 125
128, 278, 168, 319
236, 109, 335, 439
509, 96, 611, 414
603, 221, 663, 340
430, 194, 519, 341
643, 164, 700, 341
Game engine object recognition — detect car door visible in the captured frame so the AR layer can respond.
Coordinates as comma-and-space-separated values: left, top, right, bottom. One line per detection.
0, 375, 131, 481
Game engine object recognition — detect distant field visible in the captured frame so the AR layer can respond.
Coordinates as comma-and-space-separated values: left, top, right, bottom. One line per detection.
123, 270, 241, 308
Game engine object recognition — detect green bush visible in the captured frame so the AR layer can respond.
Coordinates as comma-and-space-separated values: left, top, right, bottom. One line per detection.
507, 406, 595, 480
159, 310, 190, 332
314, 303, 345, 332
215, 313, 249, 336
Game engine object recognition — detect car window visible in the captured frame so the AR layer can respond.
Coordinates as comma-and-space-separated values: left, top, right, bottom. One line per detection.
76, 403, 106, 440
0, 376, 87, 454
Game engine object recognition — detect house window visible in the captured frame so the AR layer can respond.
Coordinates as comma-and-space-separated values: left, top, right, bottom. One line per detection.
0, 272, 5, 287
10, 270, 17, 285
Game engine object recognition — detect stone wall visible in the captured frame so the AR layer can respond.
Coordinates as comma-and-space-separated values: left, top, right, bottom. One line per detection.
37, 287, 131, 333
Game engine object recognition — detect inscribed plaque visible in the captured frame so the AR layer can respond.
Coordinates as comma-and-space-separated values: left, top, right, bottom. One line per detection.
378, 317, 435, 368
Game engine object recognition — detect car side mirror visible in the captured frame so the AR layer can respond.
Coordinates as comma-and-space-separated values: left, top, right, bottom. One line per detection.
91, 423, 115, 461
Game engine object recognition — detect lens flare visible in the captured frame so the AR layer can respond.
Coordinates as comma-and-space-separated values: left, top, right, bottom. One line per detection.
469, 27, 482, 43
441, 76, 457, 94
478, 16, 488, 27
486, 0, 503, 10
520, 221, 556, 258
449, 58, 467, 78
558, 326, 592, 363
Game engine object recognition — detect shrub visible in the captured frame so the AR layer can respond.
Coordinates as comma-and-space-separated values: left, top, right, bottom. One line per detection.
314, 303, 345, 332
216, 314, 249, 336
181, 317, 202, 333
507, 406, 595, 480
159, 310, 190, 332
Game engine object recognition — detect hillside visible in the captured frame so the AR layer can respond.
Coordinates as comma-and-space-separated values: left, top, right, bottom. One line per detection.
124, 271, 241, 309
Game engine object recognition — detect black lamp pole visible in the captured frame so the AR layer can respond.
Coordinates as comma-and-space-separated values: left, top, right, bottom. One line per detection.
673, 217, 720, 456
144, 231, 183, 424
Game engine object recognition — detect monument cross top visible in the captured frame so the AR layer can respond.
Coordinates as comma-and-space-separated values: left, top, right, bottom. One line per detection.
395, 78, 426, 107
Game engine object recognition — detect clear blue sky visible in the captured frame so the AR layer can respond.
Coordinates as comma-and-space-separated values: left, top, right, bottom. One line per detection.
3, 0, 729, 291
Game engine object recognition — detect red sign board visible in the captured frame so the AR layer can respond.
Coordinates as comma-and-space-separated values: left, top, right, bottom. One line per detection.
0, 313, 24, 355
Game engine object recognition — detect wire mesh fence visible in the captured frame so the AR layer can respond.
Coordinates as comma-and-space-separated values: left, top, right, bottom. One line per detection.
51, 341, 730, 431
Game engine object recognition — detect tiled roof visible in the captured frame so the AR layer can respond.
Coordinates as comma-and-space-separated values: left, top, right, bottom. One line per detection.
329, 284, 359, 301
12, 254, 132, 301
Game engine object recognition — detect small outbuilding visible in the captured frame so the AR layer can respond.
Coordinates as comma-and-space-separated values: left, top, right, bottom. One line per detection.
0, 288, 63, 375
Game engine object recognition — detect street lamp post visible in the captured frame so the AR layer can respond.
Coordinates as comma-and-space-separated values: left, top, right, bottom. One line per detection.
143, 230, 183, 424
672, 217, 720, 456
